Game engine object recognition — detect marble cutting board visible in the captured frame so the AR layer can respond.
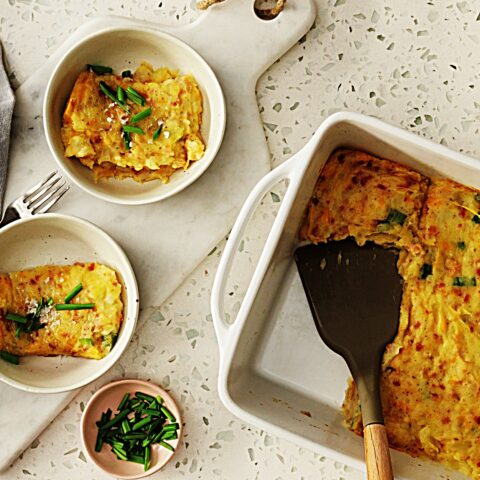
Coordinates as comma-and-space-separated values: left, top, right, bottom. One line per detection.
0, 0, 315, 471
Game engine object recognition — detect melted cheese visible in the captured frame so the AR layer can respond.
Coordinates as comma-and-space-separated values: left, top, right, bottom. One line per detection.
0, 263, 123, 360
302, 150, 480, 478
61, 62, 205, 183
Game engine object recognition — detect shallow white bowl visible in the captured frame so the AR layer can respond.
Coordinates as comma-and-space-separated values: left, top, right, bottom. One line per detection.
0, 214, 139, 393
43, 27, 226, 205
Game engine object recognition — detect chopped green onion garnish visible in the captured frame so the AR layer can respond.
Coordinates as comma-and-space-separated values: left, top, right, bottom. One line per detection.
159, 406, 176, 422
55, 303, 95, 311
131, 107, 152, 124
15, 326, 22, 338
453, 276, 476, 287
123, 125, 145, 134
124, 131, 131, 150
135, 391, 155, 402
457, 241, 466, 250
132, 416, 152, 431
99, 81, 129, 112
0, 351, 19, 365
159, 440, 175, 452
125, 86, 146, 106
79, 338, 94, 346
6, 313, 28, 324
144, 446, 151, 471
87, 64, 113, 75
121, 70, 132, 78
117, 86, 126, 103
47, 298, 54, 306
118, 392, 130, 411
64, 283, 83, 303
384, 209, 407, 226
152, 124, 163, 141
419, 263, 432, 280
95, 392, 178, 466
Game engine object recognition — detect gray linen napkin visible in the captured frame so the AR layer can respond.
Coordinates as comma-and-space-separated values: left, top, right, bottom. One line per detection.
0, 45, 15, 211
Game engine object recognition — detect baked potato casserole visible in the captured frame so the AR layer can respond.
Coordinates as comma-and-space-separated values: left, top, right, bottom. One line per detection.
0, 263, 123, 361
302, 149, 480, 478
61, 62, 205, 183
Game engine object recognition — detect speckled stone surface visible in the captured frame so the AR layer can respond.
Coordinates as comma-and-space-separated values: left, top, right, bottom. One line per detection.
1, 0, 480, 479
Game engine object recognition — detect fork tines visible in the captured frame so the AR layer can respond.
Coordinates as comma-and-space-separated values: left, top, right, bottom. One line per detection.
23, 171, 69, 214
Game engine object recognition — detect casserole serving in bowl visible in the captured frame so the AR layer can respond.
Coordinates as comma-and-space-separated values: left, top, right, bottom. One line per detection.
43, 27, 226, 205
211, 112, 480, 479
0, 214, 139, 393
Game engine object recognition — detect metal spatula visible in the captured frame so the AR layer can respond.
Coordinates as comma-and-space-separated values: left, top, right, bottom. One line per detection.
294, 239, 403, 480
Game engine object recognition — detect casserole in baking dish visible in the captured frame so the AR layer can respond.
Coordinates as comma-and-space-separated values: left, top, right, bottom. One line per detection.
211, 112, 480, 479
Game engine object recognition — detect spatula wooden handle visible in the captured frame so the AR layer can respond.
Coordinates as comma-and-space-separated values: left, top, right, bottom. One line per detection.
364, 423, 393, 480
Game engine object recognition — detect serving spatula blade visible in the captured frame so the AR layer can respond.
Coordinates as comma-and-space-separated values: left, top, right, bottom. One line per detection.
294, 239, 403, 480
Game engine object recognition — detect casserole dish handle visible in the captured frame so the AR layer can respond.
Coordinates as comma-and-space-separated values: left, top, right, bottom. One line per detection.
211, 155, 303, 352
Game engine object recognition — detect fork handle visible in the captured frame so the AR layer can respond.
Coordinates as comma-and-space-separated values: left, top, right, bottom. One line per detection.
364, 423, 393, 480
0, 207, 20, 228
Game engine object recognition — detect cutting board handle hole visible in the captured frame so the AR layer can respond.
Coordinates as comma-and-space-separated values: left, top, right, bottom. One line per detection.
253, 0, 285, 20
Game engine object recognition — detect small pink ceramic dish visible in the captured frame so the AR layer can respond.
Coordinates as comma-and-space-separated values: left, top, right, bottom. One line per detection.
81, 379, 182, 479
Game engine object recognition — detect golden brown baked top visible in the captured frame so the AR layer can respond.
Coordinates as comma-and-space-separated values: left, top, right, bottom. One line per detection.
302, 149, 480, 479
0, 263, 123, 360
61, 62, 205, 183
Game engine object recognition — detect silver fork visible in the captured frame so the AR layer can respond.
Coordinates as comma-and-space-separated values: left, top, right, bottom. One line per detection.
0, 171, 69, 228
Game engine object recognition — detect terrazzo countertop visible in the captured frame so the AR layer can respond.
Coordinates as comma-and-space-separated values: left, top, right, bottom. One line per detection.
1, 0, 480, 479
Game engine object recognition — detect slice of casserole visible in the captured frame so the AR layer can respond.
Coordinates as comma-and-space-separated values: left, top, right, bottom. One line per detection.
61, 62, 205, 183
301, 149, 429, 254
0, 263, 123, 360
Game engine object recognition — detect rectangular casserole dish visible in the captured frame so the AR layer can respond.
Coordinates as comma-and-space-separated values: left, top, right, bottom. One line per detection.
211, 112, 480, 480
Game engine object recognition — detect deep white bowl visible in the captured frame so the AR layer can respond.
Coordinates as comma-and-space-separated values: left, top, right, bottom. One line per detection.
43, 27, 226, 205
0, 214, 139, 393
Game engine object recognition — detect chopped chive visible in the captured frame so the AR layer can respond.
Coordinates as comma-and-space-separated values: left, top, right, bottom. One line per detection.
125, 86, 146, 106
129, 454, 144, 464
135, 392, 156, 402
99, 81, 129, 112
123, 433, 146, 440
87, 64, 113, 74
15, 326, 22, 338
6, 313, 28, 324
457, 241, 466, 250
0, 351, 19, 365
142, 408, 164, 417
55, 303, 95, 311
123, 125, 145, 134
152, 124, 163, 141
117, 86, 126, 103
79, 338, 94, 346
163, 422, 179, 431
159, 440, 175, 452
159, 406, 176, 422
113, 447, 128, 461
419, 263, 432, 280
47, 298, 54, 306
118, 392, 130, 411
132, 416, 152, 431
155, 395, 163, 405
95, 430, 105, 452
131, 107, 152, 124
144, 446, 151, 471
121, 420, 131, 434
453, 276, 476, 287
162, 431, 178, 441
64, 283, 83, 303
384, 208, 407, 226
124, 131, 131, 150
100, 409, 130, 430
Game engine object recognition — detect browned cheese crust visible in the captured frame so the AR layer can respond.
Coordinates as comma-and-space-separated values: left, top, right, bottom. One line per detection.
302, 150, 480, 479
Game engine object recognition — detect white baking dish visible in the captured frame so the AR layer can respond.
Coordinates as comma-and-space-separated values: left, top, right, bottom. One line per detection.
211, 112, 480, 479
